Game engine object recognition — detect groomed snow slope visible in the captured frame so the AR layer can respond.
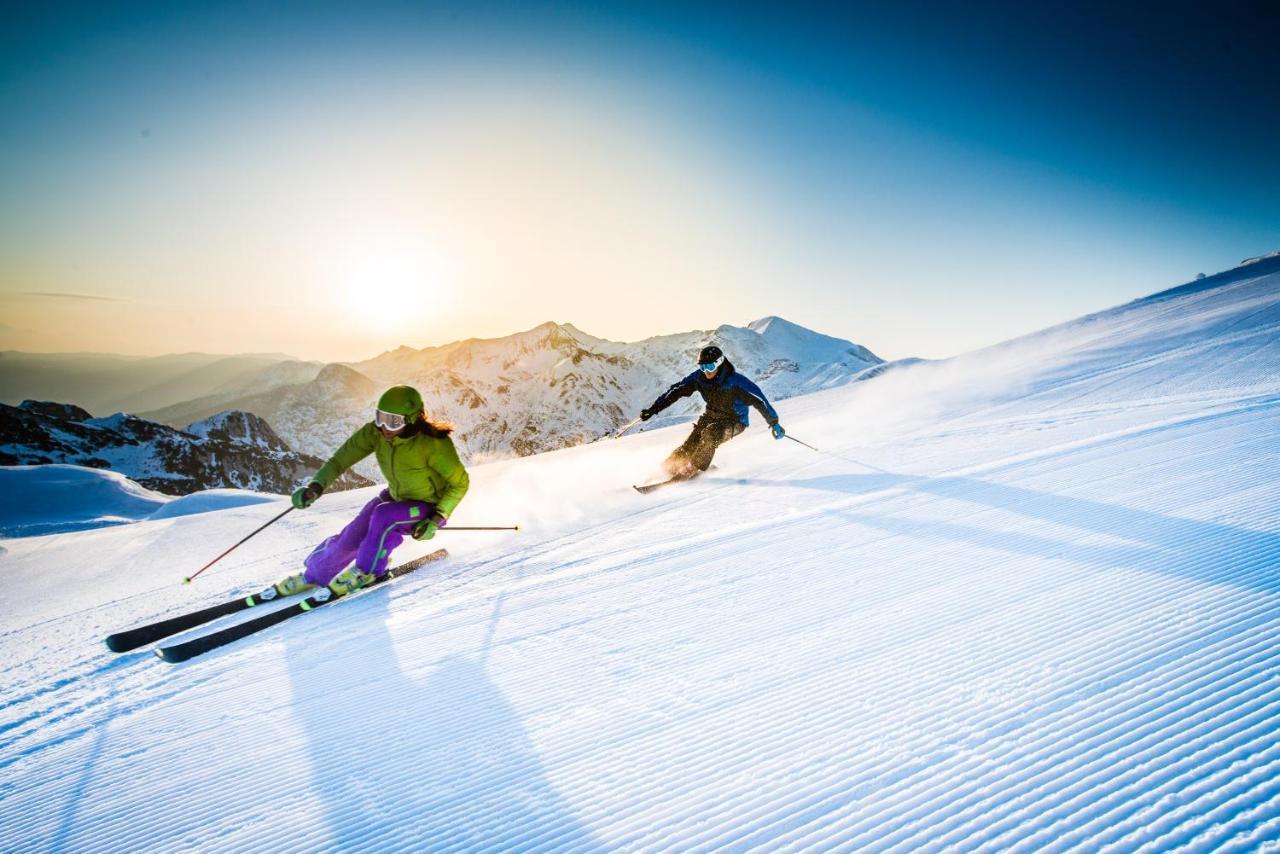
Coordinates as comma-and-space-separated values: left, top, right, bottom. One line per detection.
2, 257, 1279, 851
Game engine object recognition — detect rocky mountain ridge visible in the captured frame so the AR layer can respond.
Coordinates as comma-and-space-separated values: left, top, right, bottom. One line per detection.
0, 402, 371, 496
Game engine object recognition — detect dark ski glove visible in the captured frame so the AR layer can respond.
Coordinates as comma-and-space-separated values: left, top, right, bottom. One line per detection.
771, 423, 786, 440
640, 408, 654, 421
413, 512, 448, 541
291, 481, 324, 509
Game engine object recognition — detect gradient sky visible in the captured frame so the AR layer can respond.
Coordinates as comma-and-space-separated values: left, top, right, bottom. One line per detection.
2, 1, 1277, 362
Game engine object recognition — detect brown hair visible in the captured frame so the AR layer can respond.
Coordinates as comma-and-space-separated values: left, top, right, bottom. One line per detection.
417, 409, 453, 437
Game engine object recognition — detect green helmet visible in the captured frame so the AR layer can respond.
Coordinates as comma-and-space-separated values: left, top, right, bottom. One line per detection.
377, 385, 424, 417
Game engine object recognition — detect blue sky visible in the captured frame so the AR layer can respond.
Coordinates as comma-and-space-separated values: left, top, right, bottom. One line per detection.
1, 1, 1276, 361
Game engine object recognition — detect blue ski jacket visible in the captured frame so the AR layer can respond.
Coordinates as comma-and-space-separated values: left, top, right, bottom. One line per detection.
647, 359, 779, 427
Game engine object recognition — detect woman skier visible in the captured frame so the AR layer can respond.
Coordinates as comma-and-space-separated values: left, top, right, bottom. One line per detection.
639, 345, 785, 480
273, 385, 469, 597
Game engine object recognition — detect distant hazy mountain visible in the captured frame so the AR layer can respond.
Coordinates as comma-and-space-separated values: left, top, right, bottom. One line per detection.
0, 402, 372, 495
142, 317, 881, 478
0, 352, 322, 415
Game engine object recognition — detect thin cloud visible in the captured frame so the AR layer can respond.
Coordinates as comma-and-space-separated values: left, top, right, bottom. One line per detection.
17, 291, 126, 302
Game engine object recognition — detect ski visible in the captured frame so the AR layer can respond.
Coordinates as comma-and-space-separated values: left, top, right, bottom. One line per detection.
634, 464, 716, 494
634, 478, 682, 494
106, 589, 294, 653
154, 548, 448, 663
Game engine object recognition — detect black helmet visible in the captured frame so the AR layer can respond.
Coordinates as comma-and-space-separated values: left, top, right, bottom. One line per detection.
697, 345, 723, 365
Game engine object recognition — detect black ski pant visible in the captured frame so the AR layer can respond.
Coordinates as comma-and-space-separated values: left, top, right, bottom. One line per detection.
664, 415, 745, 477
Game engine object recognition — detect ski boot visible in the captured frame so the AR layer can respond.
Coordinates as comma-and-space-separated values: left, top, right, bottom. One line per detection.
328, 565, 376, 597
256, 572, 315, 601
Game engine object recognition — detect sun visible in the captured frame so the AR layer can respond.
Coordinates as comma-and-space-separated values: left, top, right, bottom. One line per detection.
335, 236, 447, 337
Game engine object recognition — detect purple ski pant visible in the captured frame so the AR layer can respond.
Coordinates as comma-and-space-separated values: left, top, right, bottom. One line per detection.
303, 488, 436, 586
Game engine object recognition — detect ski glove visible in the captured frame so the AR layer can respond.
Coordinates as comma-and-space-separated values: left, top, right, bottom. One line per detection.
291, 481, 324, 509
640, 408, 654, 421
413, 512, 448, 541
771, 423, 786, 440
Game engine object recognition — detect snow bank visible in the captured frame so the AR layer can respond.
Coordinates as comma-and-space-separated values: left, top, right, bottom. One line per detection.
0, 464, 276, 538
146, 489, 279, 520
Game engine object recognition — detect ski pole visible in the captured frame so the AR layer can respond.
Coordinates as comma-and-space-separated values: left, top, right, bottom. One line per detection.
613, 416, 642, 439
785, 434, 821, 453
445, 526, 520, 531
785, 434, 891, 474
184, 506, 294, 584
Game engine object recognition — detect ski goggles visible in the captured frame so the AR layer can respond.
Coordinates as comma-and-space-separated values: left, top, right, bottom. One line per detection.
699, 356, 724, 373
375, 409, 408, 431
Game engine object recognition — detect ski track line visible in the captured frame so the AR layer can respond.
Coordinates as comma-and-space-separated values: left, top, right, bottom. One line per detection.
503, 621, 1274, 851
1089, 745, 1280, 854
343, 530, 1280, 850
1116, 762, 1280, 853
747, 535, 1280, 850
665, 601, 1274, 850
453, 473, 1280, 850
874, 672, 1280, 853
611, 601, 1280, 854
1150, 777, 1280, 854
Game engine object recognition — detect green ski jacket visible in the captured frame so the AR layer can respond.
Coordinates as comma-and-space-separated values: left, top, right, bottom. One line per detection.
312, 422, 470, 517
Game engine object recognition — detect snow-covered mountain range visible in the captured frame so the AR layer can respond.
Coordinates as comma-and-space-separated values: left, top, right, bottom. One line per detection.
146, 316, 883, 474
1, 254, 1277, 850
0, 402, 372, 496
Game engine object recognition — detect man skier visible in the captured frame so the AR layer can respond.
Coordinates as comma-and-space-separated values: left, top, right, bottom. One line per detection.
639, 345, 785, 479
272, 385, 469, 597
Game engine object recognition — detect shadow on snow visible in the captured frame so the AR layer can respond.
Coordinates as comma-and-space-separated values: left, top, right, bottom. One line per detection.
730, 469, 1280, 595
285, 586, 599, 850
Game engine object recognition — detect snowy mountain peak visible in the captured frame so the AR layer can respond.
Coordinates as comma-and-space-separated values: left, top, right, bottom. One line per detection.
746, 315, 880, 363
313, 363, 378, 399
745, 314, 784, 334
185, 410, 292, 453
84, 412, 138, 432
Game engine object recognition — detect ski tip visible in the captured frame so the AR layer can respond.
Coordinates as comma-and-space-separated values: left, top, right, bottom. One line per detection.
154, 647, 183, 664
105, 635, 126, 653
